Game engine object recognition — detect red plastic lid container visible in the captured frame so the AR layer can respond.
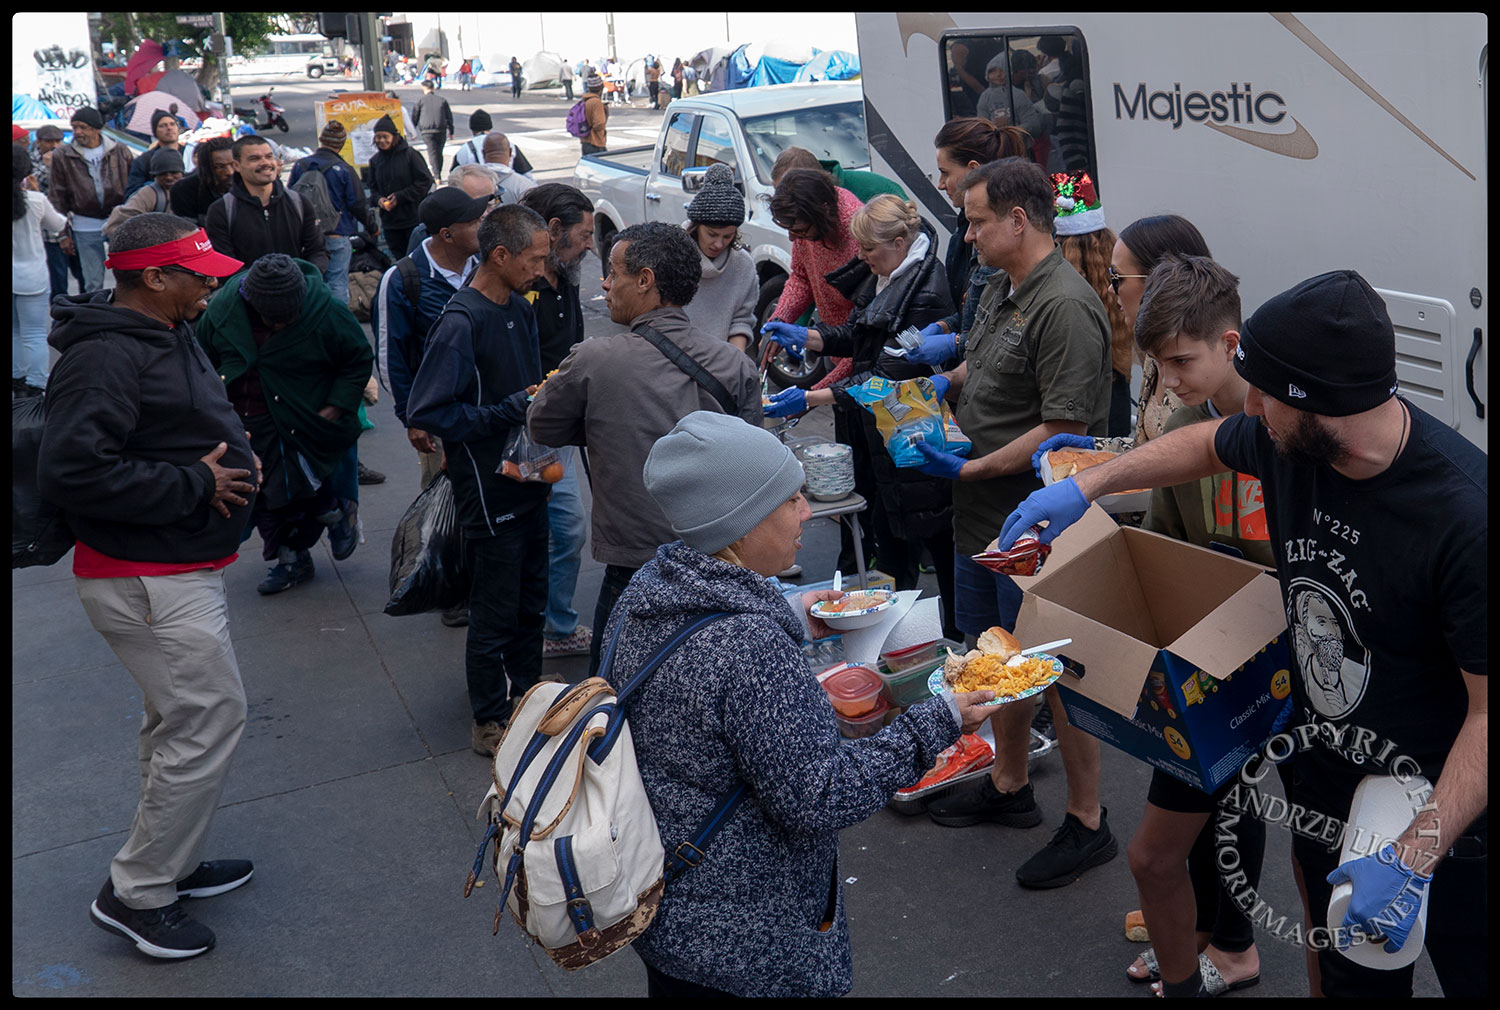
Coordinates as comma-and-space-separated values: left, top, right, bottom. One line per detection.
821, 664, 884, 718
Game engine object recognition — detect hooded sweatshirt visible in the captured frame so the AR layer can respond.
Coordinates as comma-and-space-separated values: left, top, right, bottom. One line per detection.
366, 128, 434, 231
602, 542, 960, 997
38, 292, 258, 564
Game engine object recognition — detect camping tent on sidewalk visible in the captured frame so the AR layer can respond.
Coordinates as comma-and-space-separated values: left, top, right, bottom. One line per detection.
520, 51, 564, 90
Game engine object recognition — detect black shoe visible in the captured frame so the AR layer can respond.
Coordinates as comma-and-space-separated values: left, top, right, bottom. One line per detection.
257, 552, 315, 594
357, 462, 386, 485
327, 512, 358, 561
927, 778, 1044, 828
1015, 808, 1119, 889
176, 860, 254, 899
11, 377, 28, 394
1031, 701, 1056, 741
89, 879, 215, 959
441, 601, 470, 627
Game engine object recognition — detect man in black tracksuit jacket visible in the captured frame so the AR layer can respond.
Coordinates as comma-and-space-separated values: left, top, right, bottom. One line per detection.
205, 135, 328, 271
405, 204, 552, 756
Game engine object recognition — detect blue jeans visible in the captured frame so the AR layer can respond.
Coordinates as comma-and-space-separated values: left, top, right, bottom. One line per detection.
74, 229, 107, 292
324, 235, 352, 306
47, 240, 83, 297
952, 550, 1024, 638
13, 291, 52, 388
544, 447, 588, 640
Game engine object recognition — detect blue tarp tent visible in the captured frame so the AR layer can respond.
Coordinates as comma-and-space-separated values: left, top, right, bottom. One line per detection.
725, 44, 756, 91
749, 52, 812, 88
13, 93, 61, 121
793, 49, 860, 83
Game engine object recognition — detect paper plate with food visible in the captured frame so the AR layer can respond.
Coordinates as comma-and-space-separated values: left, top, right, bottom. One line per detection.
809, 589, 896, 630
927, 626, 1064, 706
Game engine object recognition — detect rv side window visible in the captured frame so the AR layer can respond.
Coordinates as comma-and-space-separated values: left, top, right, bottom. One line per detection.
942, 31, 1097, 181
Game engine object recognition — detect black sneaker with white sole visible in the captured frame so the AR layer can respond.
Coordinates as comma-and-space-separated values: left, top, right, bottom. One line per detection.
89, 880, 215, 959
176, 859, 254, 899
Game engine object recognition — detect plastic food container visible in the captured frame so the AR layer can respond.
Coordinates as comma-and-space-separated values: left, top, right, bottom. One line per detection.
821, 664, 884, 718
836, 697, 890, 738
881, 639, 941, 673
878, 638, 963, 708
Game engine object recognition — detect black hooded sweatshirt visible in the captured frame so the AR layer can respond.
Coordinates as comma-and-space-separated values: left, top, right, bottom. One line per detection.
38, 292, 258, 564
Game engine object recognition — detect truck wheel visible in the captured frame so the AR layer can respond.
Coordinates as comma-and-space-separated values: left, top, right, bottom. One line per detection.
308, 66, 323, 78
596, 223, 617, 282
753, 273, 828, 389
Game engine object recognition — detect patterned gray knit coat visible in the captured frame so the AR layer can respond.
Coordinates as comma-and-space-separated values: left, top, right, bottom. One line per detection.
601, 542, 961, 997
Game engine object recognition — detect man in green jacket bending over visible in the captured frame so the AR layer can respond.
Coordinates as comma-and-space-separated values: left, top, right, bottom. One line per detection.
196, 254, 375, 594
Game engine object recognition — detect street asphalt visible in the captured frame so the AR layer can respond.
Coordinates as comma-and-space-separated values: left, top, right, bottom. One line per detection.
11, 75, 1442, 998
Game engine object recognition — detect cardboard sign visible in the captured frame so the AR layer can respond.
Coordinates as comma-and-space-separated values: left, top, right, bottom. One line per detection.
314, 92, 405, 169
1011, 505, 1292, 791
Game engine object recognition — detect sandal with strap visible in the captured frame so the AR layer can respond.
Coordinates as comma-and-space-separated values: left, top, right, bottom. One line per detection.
1150, 954, 1262, 997
1128, 946, 1160, 982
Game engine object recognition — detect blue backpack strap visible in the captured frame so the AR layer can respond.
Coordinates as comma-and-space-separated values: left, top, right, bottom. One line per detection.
664, 783, 750, 880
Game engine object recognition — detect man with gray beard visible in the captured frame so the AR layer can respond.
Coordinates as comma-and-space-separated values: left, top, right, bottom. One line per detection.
517, 183, 596, 659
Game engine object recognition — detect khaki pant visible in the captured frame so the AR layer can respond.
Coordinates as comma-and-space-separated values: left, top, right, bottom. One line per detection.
76, 569, 247, 909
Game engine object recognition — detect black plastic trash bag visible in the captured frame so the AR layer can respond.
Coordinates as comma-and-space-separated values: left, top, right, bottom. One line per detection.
384, 471, 469, 616
12, 395, 73, 569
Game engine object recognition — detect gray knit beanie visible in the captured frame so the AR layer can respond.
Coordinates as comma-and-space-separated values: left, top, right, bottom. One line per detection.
643, 411, 805, 555
240, 254, 307, 326
686, 163, 745, 227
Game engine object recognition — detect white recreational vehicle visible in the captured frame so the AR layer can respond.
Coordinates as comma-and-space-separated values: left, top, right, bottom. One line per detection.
856, 12, 1488, 451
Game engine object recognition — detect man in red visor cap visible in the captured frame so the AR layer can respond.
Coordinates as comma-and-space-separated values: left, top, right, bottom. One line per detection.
37, 213, 260, 960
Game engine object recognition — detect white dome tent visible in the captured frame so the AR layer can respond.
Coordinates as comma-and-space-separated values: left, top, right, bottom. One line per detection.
519, 51, 564, 90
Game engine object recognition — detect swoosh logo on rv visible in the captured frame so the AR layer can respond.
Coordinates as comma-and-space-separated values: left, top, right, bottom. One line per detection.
1204, 117, 1319, 160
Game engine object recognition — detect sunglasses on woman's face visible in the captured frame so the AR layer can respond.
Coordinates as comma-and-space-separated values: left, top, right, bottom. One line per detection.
1107, 265, 1149, 293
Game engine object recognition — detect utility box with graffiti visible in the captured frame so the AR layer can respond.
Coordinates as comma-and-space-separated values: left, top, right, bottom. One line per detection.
12, 12, 99, 120
1012, 506, 1293, 791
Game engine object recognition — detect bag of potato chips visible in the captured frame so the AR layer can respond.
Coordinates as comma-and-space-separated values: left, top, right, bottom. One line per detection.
848, 375, 971, 467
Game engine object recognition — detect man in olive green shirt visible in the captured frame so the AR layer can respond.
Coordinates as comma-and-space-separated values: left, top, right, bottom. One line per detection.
913, 157, 1117, 890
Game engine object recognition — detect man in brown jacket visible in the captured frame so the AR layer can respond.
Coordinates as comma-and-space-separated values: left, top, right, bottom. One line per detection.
580, 74, 609, 155
528, 221, 762, 675
48, 107, 134, 292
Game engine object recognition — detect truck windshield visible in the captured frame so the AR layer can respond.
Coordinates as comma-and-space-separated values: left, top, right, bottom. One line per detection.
741, 102, 868, 183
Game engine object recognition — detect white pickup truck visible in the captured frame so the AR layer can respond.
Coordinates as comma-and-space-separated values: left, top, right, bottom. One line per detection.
573, 82, 872, 386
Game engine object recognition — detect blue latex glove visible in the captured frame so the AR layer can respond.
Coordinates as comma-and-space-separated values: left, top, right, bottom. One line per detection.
928, 373, 950, 403
1326, 843, 1431, 953
906, 323, 961, 367
761, 321, 808, 360
764, 386, 806, 418
995, 477, 1090, 550
1030, 433, 1098, 479
913, 440, 967, 481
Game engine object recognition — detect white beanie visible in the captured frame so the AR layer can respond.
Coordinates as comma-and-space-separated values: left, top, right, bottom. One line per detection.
643, 412, 804, 555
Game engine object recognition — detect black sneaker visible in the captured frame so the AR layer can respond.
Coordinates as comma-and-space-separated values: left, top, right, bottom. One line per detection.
177, 860, 254, 899
326, 512, 358, 561
441, 601, 470, 627
357, 462, 386, 485
927, 778, 1044, 828
89, 879, 215, 959
257, 552, 315, 595
1015, 808, 1119, 889
1031, 700, 1056, 741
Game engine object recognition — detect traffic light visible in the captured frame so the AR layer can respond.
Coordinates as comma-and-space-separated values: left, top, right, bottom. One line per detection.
318, 12, 348, 38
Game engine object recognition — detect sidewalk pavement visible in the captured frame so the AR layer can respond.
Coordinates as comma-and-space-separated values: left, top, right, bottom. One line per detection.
11, 302, 1442, 996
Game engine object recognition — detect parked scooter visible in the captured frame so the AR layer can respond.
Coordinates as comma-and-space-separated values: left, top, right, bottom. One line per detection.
233, 88, 289, 132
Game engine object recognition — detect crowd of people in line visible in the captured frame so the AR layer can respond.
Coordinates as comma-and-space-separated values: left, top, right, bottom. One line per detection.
12, 78, 1485, 1002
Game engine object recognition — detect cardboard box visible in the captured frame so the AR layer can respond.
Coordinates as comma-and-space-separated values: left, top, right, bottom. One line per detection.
1010, 506, 1293, 791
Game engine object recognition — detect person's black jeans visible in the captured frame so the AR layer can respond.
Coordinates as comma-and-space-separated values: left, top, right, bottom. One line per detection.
562, 80, 573, 100
587, 563, 639, 677
581, 141, 607, 156
384, 225, 415, 261
1109, 370, 1133, 438
641, 955, 737, 997
420, 131, 446, 181
465, 507, 549, 726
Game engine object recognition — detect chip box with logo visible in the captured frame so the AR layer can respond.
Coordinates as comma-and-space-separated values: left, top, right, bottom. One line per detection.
1010, 506, 1292, 791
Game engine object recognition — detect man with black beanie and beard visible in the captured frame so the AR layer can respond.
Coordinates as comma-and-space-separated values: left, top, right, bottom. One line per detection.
518, 183, 596, 659
997, 268, 1487, 999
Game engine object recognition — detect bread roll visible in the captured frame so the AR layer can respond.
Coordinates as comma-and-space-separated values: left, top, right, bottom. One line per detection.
976, 626, 1021, 662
